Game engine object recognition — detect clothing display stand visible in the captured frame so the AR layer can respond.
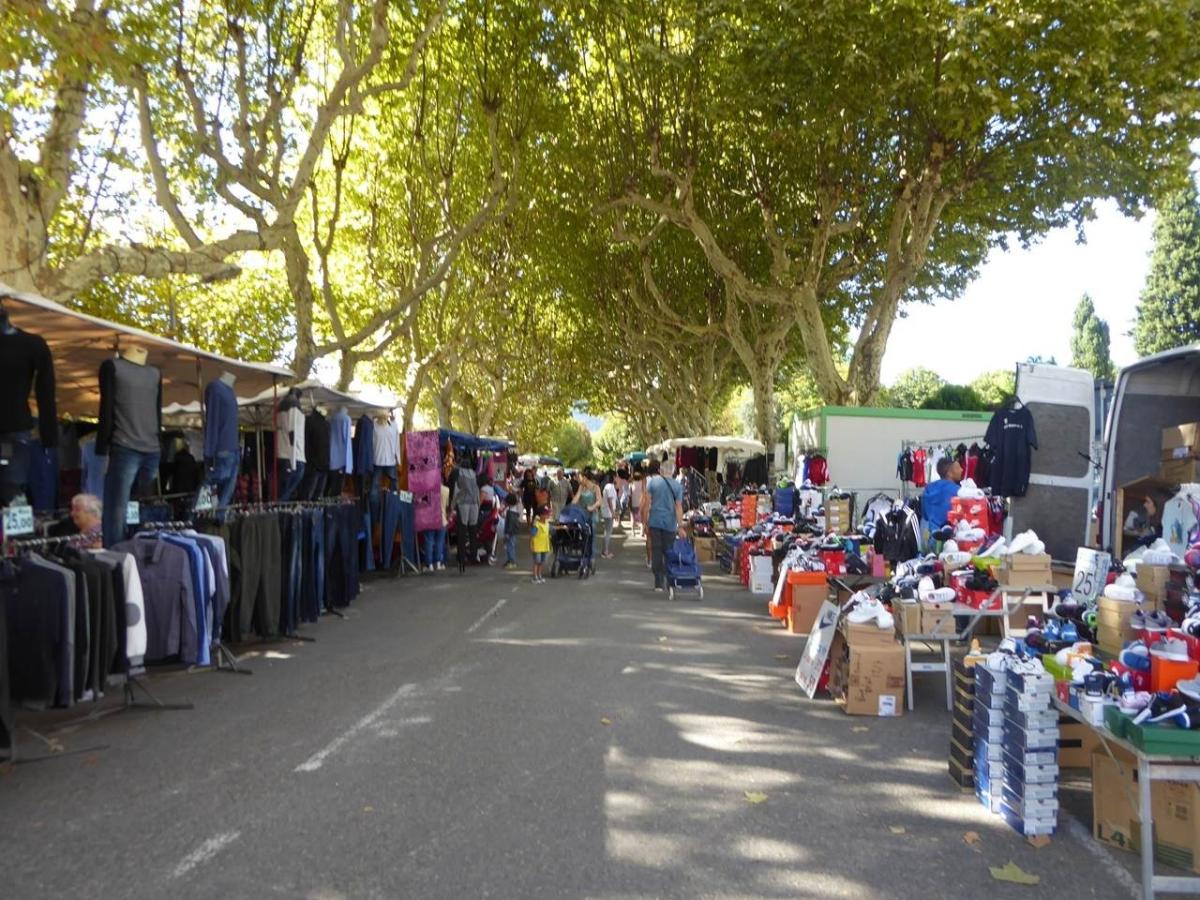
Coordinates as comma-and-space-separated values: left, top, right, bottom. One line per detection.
898, 434, 987, 498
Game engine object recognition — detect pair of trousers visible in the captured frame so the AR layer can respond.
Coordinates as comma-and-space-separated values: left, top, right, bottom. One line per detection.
379, 491, 401, 569
102, 445, 160, 548
505, 533, 517, 565
359, 497, 375, 573
650, 528, 674, 589
299, 509, 325, 620
201, 450, 239, 515
397, 497, 418, 569
297, 466, 327, 501
336, 505, 360, 604
279, 460, 305, 501
368, 464, 394, 531
601, 517, 614, 555
279, 513, 303, 634
237, 514, 282, 638
422, 529, 447, 567
324, 470, 346, 497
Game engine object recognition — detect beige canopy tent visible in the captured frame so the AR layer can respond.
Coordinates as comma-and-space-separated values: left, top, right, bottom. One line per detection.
0, 282, 293, 418
645, 435, 768, 476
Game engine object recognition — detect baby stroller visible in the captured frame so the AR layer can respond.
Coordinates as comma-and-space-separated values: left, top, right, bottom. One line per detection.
550, 505, 594, 579
666, 537, 703, 600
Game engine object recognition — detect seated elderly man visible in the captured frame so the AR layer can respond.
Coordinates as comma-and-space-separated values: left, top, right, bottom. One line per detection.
49, 493, 103, 545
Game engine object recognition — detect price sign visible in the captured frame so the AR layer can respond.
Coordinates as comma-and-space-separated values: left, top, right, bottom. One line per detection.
194, 485, 216, 512
126, 502, 141, 525
2, 504, 34, 538
398, 490, 413, 503
1072, 547, 1111, 605
795, 600, 841, 698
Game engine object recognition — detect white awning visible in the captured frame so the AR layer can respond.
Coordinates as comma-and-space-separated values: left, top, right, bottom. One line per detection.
163, 379, 396, 429
647, 435, 767, 457
0, 282, 293, 418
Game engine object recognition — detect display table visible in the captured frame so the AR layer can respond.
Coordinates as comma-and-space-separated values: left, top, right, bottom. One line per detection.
1054, 697, 1200, 899
901, 585, 1058, 712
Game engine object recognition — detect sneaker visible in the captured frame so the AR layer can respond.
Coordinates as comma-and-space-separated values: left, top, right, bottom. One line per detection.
1119, 691, 1153, 714
1132, 609, 1172, 633
1120, 641, 1152, 672
926, 587, 956, 604
1151, 637, 1191, 662
1104, 573, 1138, 602
1178, 677, 1200, 702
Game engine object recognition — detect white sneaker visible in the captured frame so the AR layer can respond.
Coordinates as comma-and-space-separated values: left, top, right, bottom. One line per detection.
918, 576, 936, 602
980, 537, 1008, 557
958, 478, 985, 500
926, 587, 957, 603
1104, 573, 1138, 602
846, 594, 883, 624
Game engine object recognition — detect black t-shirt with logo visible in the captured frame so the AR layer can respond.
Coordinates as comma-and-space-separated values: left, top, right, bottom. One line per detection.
984, 405, 1038, 497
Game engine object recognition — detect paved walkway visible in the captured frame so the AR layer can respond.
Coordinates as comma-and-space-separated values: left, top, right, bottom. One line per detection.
0, 530, 1143, 898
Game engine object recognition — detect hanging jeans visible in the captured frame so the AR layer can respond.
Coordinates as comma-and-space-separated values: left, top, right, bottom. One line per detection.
278, 513, 303, 634
102, 445, 160, 548
368, 464, 394, 535
324, 470, 346, 497
202, 450, 240, 515
238, 513, 281, 638
380, 491, 401, 569
279, 460, 305, 501
397, 497, 418, 570
359, 497, 375, 573
297, 466, 327, 501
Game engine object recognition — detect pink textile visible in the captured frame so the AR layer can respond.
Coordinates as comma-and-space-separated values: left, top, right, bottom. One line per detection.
407, 430, 444, 532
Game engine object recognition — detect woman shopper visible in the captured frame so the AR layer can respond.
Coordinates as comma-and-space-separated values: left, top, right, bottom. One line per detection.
573, 470, 603, 562
641, 459, 684, 593
521, 468, 537, 525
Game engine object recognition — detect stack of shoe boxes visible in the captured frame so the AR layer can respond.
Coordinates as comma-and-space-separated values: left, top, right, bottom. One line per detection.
973, 662, 1007, 813
1000, 666, 1059, 836
949, 659, 977, 790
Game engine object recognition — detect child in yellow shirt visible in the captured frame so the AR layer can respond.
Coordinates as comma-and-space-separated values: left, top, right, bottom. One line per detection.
530, 505, 552, 583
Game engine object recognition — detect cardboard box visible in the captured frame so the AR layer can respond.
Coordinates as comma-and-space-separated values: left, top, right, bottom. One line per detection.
787, 584, 826, 635
1138, 564, 1172, 606
1162, 422, 1200, 461
1115, 476, 1178, 559
749, 555, 774, 594
1058, 720, 1101, 768
895, 601, 922, 637
1000, 554, 1053, 589
840, 642, 905, 716
1093, 746, 1200, 872
921, 599, 955, 636
845, 620, 898, 647
1161, 457, 1200, 484
694, 536, 715, 563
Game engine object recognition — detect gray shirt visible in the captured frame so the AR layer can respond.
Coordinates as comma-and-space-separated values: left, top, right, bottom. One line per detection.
98, 357, 162, 454
454, 466, 480, 511
113, 537, 198, 664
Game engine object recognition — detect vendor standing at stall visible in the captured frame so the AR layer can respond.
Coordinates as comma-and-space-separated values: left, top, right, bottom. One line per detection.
921, 456, 962, 549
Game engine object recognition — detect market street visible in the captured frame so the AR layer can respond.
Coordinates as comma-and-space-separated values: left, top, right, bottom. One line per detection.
0, 534, 1143, 899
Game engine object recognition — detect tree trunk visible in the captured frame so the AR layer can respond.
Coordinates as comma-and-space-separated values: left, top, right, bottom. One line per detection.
337, 349, 357, 392
282, 225, 317, 380
750, 371, 777, 451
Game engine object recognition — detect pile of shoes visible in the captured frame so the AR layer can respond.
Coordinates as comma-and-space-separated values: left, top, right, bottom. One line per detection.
845, 590, 894, 630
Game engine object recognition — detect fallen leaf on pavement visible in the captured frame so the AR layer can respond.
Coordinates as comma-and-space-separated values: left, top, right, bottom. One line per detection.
362, 806, 375, 813
851, 726, 869, 733
1026, 835, 1051, 849
600, 717, 612, 726
744, 791, 768, 804
888, 825, 906, 835
774, 654, 790, 660
989, 862, 1040, 885
963, 831, 982, 849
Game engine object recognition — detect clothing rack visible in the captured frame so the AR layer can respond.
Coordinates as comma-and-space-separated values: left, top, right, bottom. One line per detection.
135, 520, 252, 675
898, 435, 987, 498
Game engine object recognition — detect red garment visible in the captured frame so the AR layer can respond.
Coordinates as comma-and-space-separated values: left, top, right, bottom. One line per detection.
964, 446, 980, 481
808, 455, 828, 486
912, 449, 927, 487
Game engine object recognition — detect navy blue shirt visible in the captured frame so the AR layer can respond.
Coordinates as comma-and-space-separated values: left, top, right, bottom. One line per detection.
203, 379, 239, 458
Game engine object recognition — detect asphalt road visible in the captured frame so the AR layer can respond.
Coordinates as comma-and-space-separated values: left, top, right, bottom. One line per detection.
1, 529, 1145, 898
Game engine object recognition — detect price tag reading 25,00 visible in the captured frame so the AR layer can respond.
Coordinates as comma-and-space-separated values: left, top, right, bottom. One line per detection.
2, 504, 34, 538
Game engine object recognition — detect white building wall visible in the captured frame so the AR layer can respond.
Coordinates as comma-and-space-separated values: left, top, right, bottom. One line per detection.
824, 415, 988, 494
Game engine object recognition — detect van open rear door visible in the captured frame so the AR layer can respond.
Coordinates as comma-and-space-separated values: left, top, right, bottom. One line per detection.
1008, 362, 1097, 563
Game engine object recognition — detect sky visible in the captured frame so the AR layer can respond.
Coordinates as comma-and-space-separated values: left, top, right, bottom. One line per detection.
879, 199, 1154, 386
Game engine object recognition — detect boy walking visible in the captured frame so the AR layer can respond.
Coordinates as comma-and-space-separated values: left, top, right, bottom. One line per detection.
503, 494, 521, 569
531, 505, 552, 583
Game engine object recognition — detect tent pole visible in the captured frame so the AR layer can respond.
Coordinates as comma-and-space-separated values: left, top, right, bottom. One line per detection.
271, 378, 279, 500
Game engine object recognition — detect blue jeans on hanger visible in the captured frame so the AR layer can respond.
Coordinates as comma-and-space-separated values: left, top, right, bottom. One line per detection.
397, 496, 417, 570
380, 491, 401, 569
102, 445, 160, 547
422, 529, 447, 567
280, 460, 305, 501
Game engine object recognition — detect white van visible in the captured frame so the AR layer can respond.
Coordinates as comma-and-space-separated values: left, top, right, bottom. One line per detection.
1009, 348, 1200, 563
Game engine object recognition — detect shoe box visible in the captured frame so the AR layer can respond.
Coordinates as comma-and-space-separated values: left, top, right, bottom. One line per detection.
998, 553, 1053, 589
894, 600, 922, 637
1160, 457, 1200, 484
1093, 744, 1200, 872
921, 599, 955, 636
948, 660, 977, 790
749, 554, 774, 595
999, 674, 1059, 837
693, 536, 716, 563
1137, 563, 1188, 614
1098, 596, 1140, 656
825, 498, 851, 533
